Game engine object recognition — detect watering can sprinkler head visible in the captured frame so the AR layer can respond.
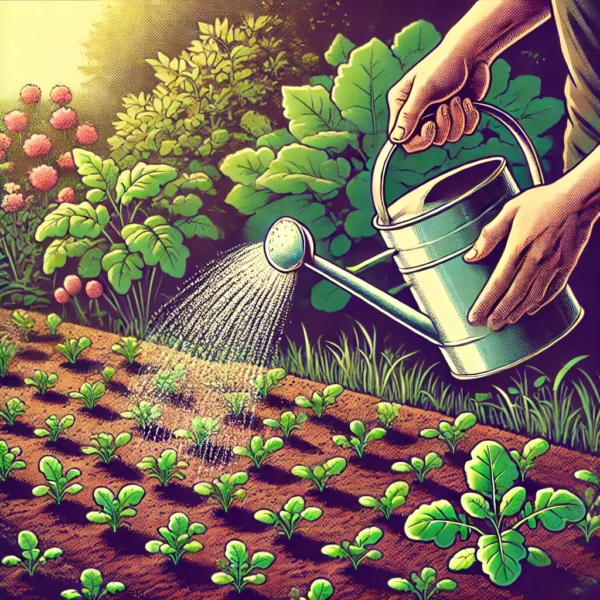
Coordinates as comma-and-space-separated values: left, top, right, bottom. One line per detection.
265, 217, 315, 273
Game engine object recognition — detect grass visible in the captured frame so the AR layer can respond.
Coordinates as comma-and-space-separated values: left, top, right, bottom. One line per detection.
280, 323, 600, 454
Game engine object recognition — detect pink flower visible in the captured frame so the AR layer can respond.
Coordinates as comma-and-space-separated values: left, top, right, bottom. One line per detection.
3, 182, 20, 193
50, 85, 72, 104
20, 85, 42, 105
50, 107, 78, 131
23, 134, 52, 158
85, 280, 103, 299
29, 165, 58, 191
57, 151, 75, 171
3, 111, 28, 133
57, 187, 75, 204
64, 275, 82, 296
0, 133, 12, 152
75, 124, 98, 146
2, 193, 24, 213
0, 150, 5, 162
54, 287, 71, 304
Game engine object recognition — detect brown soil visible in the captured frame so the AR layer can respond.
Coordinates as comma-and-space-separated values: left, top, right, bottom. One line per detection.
0, 310, 599, 600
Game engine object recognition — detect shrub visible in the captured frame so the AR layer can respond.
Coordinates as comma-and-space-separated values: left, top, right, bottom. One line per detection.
392, 452, 444, 483
173, 416, 220, 449
86, 484, 146, 532
388, 567, 458, 599
193, 471, 248, 512
333, 419, 386, 458
294, 384, 344, 417
24, 370, 58, 395
289, 579, 334, 600
46, 313, 62, 336
254, 495, 323, 539
223, 392, 250, 417
12, 309, 35, 341
57, 337, 91, 364
69, 381, 106, 410
111, 337, 142, 364
100, 366, 116, 383
34, 414, 75, 443
377, 401, 401, 428
404, 440, 585, 586
322, 526, 383, 569
0, 335, 18, 377
574, 469, 600, 543
419, 412, 477, 453
0, 439, 26, 481
120, 399, 162, 428
32, 455, 83, 504
146, 512, 206, 565
510, 438, 550, 481
60, 569, 125, 599
263, 410, 307, 438
212, 539, 275, 593
251, 367, 287, 398
155, 363, 186, 394
81, 432, 132, 464
233, 435, 284, 469
137, 448, 188, 487
0, 397, 26, 426
292, 456, 347, 492
1, 530, 63, 576
359, 481, 409, 519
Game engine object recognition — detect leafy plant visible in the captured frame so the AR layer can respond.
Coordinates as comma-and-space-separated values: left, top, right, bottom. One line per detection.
574, 469, 600, 543
359, 481, 409, 519
0, 334, 18, 377
86, 484, 146, 532
388, 567, 458, 599
322, 526, 383, 569
377, 401, 401, 428
1, 530, 63, 576
289, 579, 334, 600
137, 448, 188, 487
111, 337, 142, 364
12, 309, 35, 341
0, 397, 26, 426
32, 455, 83, 505
155, 363, 186, 394
420, 412, 477, 453
57, 337, 92, 364
146, 512, 206, 565
333, 419, 386, 458
81, 432, 132, 464
46, 313, 62, 336
193, 471, 248, 512
404, 440, 586, 586
34, 414, 75, 443
292, 456, 347, 492
120, 399, 162, 428
212, 539, 275, 593
251, 367, 287, 398
254, 495, 323, 539
173, 416, 220, 449
233, 435, 284, 469
60, 569, 125, 599
263, 411, 308, 438
510, 438, 550, 481
392, 453, 444, 483
69, 381, 106, 410
294, 384, 344, 417
24, 370, 58, 395
0, 439, 26, 481
223, 392, 250, 417
100, 366, 116, 383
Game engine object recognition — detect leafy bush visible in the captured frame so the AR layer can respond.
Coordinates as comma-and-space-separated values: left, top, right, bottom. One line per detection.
46, 313, 62, 336
377, 401, 401, 428
32, 455, 83, 505
137, 448, 188, 487
294, 384, 344, 417
263, 410, 307, 438
100, 366, 116, 382
359, 481, 409, 519
193, 471, 248, 512
0, 397, 26, 426
333, 419, 386, 458
173, 416, 220, 449
388, 567, 458, 599
404, 440, 586, 586
251, 367, 287, 398
146, 512, 206, 565
69, 381, 106, 410
292, 456, 347, 492
111, 337, 142, 364
155, 363, 187, 394
81, 432, 132, 464
0, 440, 26, 481
392, 452, 444, 483
322, 526, 383, 569
212, 539, 275, 593
120, 399, 162, 428
0, 335, 18, 377
289, 579, 334, 600
34, 414, 75, 443
510, 438, 550, 481
57, 337, 91, 364
24, 370, 58, 395
420, 412, 477, 453
223, 392, 250, 417
86, 484, 146, 532
574, 469, 600, 543
12, 309, 35, 341
61, 569, 125, 599
254, 495, 323, 539
233, 435, 284, 469
1, 530, 63, 576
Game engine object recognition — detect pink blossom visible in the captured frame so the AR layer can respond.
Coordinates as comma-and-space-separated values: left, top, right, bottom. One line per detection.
50, 85, 72, 104
20, 85, 42, 105
54, 287, 71, 304
23, 134, 52, 158
57, 151, 75, 171
75, 124, 98, 146
85, 280, 103, 299
64, 275, 82, 296
29, 165, 58, 192
0, 133, 13, 152
1, 193, 24, 213
57, 187, 75, 204
50, 107, 78, 131
3, 182, 20, 193
3, 111, 28, 133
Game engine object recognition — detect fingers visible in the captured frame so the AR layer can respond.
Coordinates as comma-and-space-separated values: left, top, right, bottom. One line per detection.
447, 97, 466, 142
388, 76, 414, 140
404, 121, 436, 153
433, 104, 451, 146
389, 77, 432, 143
464, 98, 480, 134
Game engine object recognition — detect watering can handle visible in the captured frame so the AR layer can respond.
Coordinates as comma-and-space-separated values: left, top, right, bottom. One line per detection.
372, 101, 545, 226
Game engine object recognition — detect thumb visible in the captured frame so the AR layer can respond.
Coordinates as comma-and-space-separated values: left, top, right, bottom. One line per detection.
389, 80, 434, 143
464, 201, 518, 262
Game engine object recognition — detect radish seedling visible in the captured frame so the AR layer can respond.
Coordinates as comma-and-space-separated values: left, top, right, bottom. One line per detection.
61, 568, 125, 599
137, 448, 188, 487
155, 363, 187, 394
100, 366, 116, 383
388, 567, 458, 599
46, 313, 62, 336
392, 452, 444, 483
12, 309, 35, 341
574, 469, 600, 543
34, 414, 76, 443
57, 337, 92, 364
333, 420, 386, 459
419, 412, 477, 453
32, 455, 83, 505
377, 402, 401, 428
295, 384, 344, 418
69, 381, 106, 410
254, 495, 323, 539
289, 579, 334, 600
0, 335, 18, 378
193, 471, 248, 512
25, 370, 59, 396
292, 457, 347, 492
121, 399, 162, 429
322, 526, 383, 570
173, 416, 220, 449
251, 367, 286, 398
81, 432, 132, 464
1, 530, 63, 576
223, 392, 250, 417
146, 512, 206, 565
212, 540, 275, 593
510, 438, 550, 481
0, 397, 26, 426
263, 411, 307, 438
86, 484, 146, 532
0, 440, 26, 481
111, 336, 141, 364
359, 481, 410, 519
233, 435, 284, 469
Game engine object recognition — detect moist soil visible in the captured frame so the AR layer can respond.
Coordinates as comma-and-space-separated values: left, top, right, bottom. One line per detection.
0, 310, 599, 600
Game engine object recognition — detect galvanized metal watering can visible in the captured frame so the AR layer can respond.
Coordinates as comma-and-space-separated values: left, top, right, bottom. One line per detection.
264, 102, 583, 379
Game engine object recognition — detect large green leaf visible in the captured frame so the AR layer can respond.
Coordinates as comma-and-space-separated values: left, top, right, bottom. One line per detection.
101, 243, 144, 294
302, 131, 359, 154
43, 237, 96, 274
325, 33, 356, 67
257, 128, 297, 151
73, 149, 119, 195
391, 20, 441, 74
36, 202, 110, 241
311, 280, 351, 313
170, 194, 202, 217
174, 214, 221, 240
476, 530, 527, 586
220, 147, 274, 186
78, 246, 105, 278
344, 209, 376, 238
404, 500, 469, 548
532, 488, 586, 531
224, 184, 275, 215
465, 441, 519, 500
115, 162, 178, 205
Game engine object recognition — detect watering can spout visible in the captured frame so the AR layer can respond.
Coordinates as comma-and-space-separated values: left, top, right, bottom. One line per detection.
264, 217, 441, 345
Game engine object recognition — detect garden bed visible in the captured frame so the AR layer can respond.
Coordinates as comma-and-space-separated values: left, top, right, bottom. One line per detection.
0, 309, 599, 600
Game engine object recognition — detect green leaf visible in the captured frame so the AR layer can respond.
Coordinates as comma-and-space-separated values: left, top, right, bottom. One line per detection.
225, 540, 248, 566
73, 149, 119, 191
404, 500, 468, 548
212, 572, 235, 585
325, 33, 356, 67
330, 234, 351, 257
78, 246, 104, 278
43, 237, 94, 274
174, 214, 221, 240
345, 171, 372, 210
302, 131, 359, 154
500, 487, 527, 517
220, 147, 274, 186
575, 470, 600, 486
391, 20, 441, 74
36, 203, 110, 241
101, 243, 144, 294
520, 97, 564, 136
240, 110, 273, 137
533, 488, 586, 531
115, 162, 178, 206
448, 547, 476, 571
527, 546, 552, 567
170, 193, 202, 217
310, 75, 334, 91
485, 59, 511, 102
257, 128, 297, 151
250, 551, 275, 569
306, 579, 334, 600
465, 441, 519, 500
461, 493, 493, 519
344, 209, 376, 239
477, 530, 527, 586
224, 184, 274, 215
388, 578, 414, 592
311, 280, 351, 313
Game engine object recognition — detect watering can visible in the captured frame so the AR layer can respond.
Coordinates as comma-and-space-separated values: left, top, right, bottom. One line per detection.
264, 102, 583, 379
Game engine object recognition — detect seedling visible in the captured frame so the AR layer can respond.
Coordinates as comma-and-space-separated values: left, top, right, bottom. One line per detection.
120, 399, 162, 428
419, 412, 477, 453
404, 440, 586, 586
25, 370, 58, 395
1, 530, 63, 576
292, 457, 347, 492
46, 313, 62, 336
173, 416, 220, 449
251, 367, 287, 398
233, 435, 284, 469
359, 481, 410, 519
212, 539, 275, 593
254, 496, 323, 539
289, 579, 334, 600
12, 309, 35, 341
388, 567, 458, 599
263, 411, 308, 438
392, 452, 444, 483
294, 384, 344, 418
86, 484, 146, 532
146, 512, 206, 565
61, 569, 125, 599
32, 455, 83, 505
333, 420, 386, 459
137, 448, 188, 487
193, 471, 248, 512
510, 438, 550, 481
0, 334, 18, 378
100, 366, 116, 383
0, 397, 26, 426
111, 336, 141, 364
34, 414, 75, 443
155, 363, 187, 394
81, 432, 132, 464
322, 526, 383, 570
0, 439, 26, 481
69, 381, 106, 410
377, 402, 401, 428
223, 392, 250, 417
57, 337, 92, 364
574, 469, 600, 543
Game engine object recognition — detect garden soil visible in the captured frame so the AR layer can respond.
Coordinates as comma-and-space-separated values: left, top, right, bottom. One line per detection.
0, 310, 599, 600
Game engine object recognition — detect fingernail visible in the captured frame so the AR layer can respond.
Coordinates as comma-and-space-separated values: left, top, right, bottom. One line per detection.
464, 248, 477, 261
464, 98, 472, 111
442, 105, 449, 116
489, 318, 504, 331
393, 126, 405, 142
468, 311, 479, 325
